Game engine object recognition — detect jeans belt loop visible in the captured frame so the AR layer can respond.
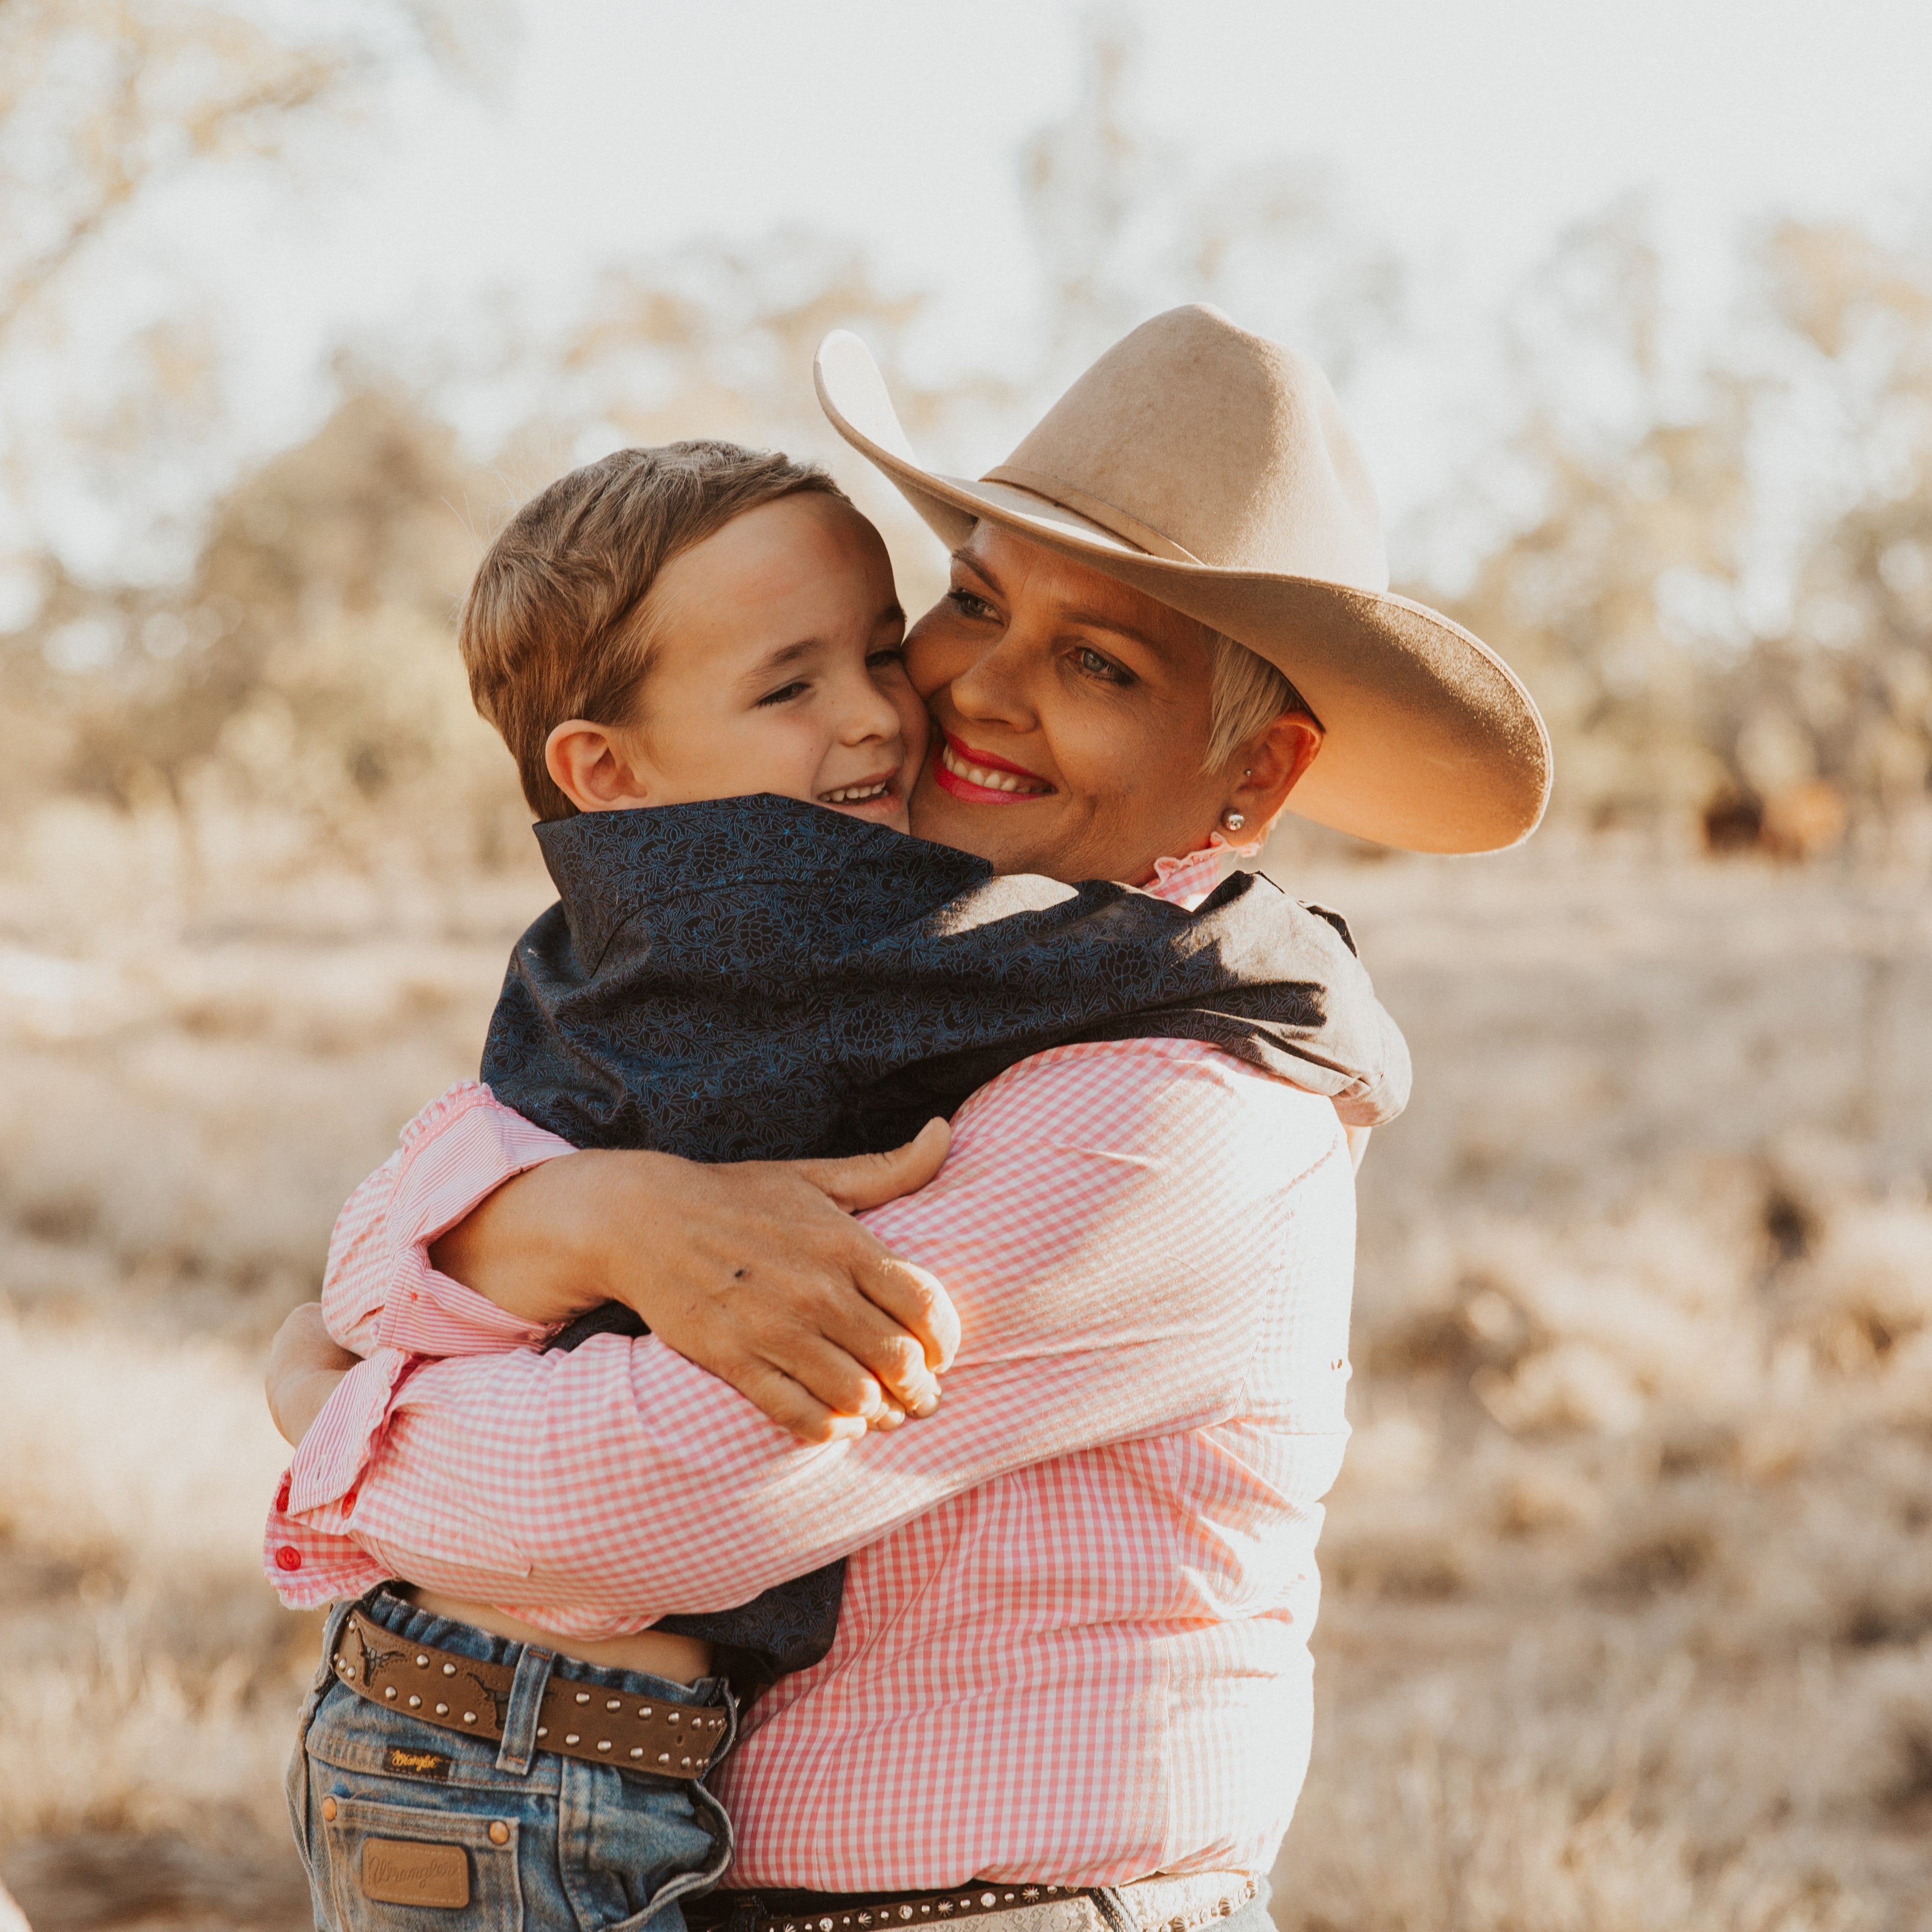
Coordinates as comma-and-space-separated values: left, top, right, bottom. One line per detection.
495, 1643, 557, 1775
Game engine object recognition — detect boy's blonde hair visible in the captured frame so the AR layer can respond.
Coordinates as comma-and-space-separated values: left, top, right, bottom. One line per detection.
460, 440, 848, 821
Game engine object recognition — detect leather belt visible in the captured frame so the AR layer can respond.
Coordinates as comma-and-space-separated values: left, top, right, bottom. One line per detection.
687, 1870, 1259, 1932
329, 1608, 727, 1780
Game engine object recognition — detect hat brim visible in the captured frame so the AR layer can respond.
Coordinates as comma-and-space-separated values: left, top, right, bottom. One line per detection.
816, 330, 1551, 856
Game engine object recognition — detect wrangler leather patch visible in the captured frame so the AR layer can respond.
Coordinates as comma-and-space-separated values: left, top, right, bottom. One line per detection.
386, 1745, 454, 1780
362, 1837, 469, 1908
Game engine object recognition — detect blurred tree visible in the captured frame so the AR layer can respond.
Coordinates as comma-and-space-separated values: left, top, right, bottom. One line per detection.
1019, 9, 1405, 393
1704, 223, 1932, 856
0, 0, 500, 596
1424, 212, 1757, 831
1425, 208, 1932, 851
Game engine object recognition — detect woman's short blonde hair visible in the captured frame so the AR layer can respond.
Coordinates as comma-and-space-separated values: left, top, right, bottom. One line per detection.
1204, 633, 1311, 773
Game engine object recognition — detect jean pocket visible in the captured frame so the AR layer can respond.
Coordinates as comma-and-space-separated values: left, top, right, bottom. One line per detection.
319, 1793, 523, 1931
560, 1762, 733, 1932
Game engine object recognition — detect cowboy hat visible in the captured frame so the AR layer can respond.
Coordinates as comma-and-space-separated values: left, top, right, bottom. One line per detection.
813, 304, 1550, 854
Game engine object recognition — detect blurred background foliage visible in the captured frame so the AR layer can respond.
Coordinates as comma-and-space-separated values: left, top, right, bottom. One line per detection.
2, 5, 1928, 884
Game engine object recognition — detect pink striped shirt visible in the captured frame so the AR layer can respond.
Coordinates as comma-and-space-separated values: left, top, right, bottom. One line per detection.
266, 847, 1359, 1888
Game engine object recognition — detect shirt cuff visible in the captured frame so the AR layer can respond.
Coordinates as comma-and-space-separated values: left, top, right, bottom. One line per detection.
286, 1347, 415, 1515
372, 1081, 576, 1356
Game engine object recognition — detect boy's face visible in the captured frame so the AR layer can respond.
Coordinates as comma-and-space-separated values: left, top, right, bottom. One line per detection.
563, 493, 927, 832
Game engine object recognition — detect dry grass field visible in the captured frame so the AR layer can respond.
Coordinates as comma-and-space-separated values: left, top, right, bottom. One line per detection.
0, 806, 1927, 1930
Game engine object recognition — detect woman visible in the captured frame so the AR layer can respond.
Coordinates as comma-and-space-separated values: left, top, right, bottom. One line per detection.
269, 304, 1548, 1926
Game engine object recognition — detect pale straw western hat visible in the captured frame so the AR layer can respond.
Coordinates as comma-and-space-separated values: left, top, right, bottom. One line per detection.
814, 304, 1550, 854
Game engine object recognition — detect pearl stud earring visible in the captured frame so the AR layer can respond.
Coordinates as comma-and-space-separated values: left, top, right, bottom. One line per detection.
1222, 811, 1247, 833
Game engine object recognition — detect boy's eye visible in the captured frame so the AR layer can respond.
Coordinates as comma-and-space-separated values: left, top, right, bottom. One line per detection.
755, 680, 810, 708
1072, 644, 1134, 687
866, 645, 907, 672
947, 587, 997, 621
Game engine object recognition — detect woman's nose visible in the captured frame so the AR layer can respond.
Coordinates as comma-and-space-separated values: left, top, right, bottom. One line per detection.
948, 633, 1035, 729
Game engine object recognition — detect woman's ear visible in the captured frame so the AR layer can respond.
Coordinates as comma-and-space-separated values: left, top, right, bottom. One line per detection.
1225, 709, 1323, 834
544, 719, 654, 814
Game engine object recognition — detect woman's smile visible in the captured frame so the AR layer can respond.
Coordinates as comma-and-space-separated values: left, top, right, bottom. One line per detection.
932, 729, 1055, 803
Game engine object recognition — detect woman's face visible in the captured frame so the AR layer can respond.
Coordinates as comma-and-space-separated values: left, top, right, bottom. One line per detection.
904, 523, 1303, 882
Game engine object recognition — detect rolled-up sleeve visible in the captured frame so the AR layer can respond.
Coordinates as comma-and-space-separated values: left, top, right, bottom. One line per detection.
320, 1081, 573, 1359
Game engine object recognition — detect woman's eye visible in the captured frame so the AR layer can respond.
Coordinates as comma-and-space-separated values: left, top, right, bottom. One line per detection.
947, 587, 996, 620
755, 680, 809, 708
1073, 645, 1133, 686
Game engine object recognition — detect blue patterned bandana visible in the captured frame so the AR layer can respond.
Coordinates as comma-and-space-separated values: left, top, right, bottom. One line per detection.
483, 795, 1408, 1161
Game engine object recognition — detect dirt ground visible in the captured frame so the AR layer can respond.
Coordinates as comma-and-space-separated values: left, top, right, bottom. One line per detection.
1, 814, 1927, 1930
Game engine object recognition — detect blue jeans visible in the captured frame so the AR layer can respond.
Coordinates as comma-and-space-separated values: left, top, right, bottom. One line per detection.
287, 1591, 736, 1931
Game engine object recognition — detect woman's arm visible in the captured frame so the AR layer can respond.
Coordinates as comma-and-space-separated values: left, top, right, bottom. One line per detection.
280, 1043, 1356, 1633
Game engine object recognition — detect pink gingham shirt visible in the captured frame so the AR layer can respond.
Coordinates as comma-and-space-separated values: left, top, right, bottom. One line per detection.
266, 846, 1359, 1889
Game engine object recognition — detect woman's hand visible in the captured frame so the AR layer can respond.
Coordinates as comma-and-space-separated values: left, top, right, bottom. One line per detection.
431, 1119, 962, 1445
266, 1302, 357, 1448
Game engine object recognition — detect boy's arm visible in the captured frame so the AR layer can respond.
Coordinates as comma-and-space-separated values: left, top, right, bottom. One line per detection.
306, 1081, 958, 1439
319, 1083, 574, 1359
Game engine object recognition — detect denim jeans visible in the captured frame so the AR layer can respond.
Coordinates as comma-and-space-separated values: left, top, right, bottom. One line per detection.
287, 1590, 736, 1931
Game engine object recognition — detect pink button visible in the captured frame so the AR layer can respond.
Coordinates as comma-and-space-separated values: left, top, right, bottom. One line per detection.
275, 1473, 291, 1511
342, 1487, 359, 1511
275, 1545, 303, 1572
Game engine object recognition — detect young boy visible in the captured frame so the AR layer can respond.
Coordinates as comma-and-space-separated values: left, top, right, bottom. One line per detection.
275, 440, 1408, 1931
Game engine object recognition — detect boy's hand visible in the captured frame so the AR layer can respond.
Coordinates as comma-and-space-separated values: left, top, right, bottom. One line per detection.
266, 1302, 357, 1447
433, 1119, 962, 1446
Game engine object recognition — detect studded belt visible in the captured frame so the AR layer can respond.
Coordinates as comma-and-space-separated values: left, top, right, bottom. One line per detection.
687, 1870, 1259, 1932
328, 1607, 728, 1780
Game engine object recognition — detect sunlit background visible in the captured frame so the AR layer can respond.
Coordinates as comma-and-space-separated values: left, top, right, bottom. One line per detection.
2, 5, 1930, 1928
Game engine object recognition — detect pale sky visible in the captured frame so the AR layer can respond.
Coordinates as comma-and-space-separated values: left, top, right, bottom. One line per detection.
25, 0, 1932, 585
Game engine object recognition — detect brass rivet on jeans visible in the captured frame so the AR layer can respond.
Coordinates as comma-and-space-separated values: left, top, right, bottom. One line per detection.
321, 1797, 337, 1822
489, 1821, 510, 1846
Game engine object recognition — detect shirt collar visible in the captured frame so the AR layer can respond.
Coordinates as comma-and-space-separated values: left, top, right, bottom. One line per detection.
1144, 831, 1263, 910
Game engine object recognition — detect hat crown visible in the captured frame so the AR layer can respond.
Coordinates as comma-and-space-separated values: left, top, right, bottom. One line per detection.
997, 305, 1390, 592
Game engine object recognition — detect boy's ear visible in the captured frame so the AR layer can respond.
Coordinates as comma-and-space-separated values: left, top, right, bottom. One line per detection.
545, 719, 654, 814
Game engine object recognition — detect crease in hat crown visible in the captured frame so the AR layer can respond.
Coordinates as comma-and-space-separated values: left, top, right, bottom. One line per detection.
980, 305, 1390, 590
812, 304, 1552, 855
